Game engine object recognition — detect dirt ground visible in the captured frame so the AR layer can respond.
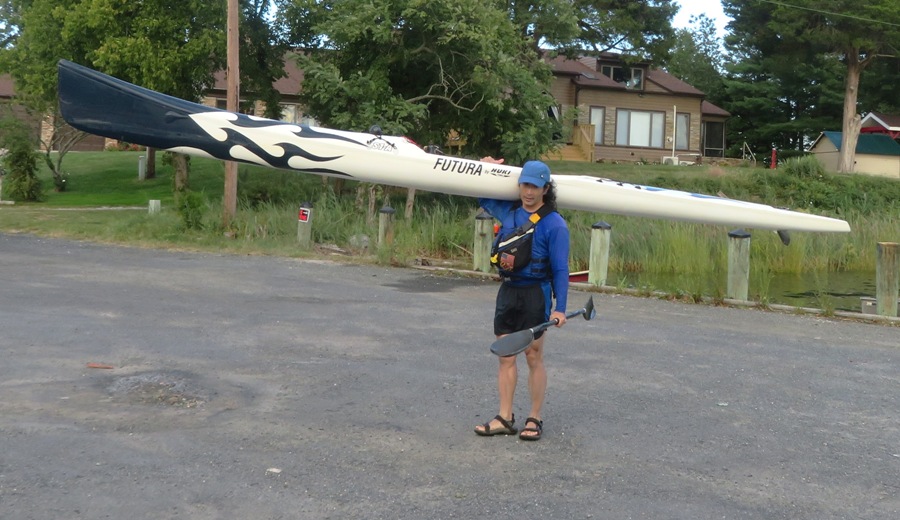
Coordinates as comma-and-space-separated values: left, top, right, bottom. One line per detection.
1, 233, 898, 519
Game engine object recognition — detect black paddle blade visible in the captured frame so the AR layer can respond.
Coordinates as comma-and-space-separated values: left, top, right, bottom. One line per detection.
583, 296, 596, 320
490, 329, 536, 357
489, 296, 597, 357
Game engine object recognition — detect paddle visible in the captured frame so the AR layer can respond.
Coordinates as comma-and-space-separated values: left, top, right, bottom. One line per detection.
490, 296, 596, 357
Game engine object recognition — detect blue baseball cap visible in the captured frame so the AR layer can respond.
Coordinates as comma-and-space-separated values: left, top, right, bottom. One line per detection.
518, 160, 551, 188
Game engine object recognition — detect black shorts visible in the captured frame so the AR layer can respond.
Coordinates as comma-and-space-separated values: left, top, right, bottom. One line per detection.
494, 283, 551, 338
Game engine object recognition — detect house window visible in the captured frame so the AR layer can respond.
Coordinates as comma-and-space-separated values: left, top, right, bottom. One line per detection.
628, 69, 643, 90
703, 121, 725, 157
279, 103, 318, 126
281, 104, 299, 123
215, 98, 255, 114
676, 113, 690, 150
600, 66, 643, 90
616, 109, 665, 148
590, 107, 605, 144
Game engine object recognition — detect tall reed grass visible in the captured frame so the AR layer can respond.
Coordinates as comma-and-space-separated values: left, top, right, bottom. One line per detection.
3, 152, 898, 282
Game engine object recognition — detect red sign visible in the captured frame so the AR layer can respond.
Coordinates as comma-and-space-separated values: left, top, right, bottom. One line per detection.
298, 207, 312, 223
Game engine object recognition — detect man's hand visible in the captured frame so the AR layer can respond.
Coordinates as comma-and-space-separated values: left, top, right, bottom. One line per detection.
481, 156, 505, 164
551, 310, 567, 327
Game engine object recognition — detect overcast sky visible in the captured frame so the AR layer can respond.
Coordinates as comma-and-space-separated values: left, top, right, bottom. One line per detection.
672, 0, 732, 38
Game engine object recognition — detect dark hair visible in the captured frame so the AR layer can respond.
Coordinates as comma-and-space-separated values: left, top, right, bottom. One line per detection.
542, 182, 558, 212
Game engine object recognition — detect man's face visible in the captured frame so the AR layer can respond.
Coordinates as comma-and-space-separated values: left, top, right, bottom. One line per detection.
519, 182, 548, 212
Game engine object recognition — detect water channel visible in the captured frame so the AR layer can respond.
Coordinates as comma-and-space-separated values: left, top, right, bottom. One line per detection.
601, 269, 896, 316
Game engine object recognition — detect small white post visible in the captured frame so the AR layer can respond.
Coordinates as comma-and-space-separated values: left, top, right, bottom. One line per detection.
727, 229, 751, 301
297, 201, 313, 249
148, 200, 161, 214
473, 209, 494, 272
588, 221, 612, 286
875, 242, 899, 317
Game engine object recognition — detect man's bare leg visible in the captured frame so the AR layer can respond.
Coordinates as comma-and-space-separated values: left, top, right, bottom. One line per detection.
474, 338, 518, 433
521, 335, 546, 438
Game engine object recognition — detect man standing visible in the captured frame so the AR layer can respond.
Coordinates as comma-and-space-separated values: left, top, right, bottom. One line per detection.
474, 159, 570, 441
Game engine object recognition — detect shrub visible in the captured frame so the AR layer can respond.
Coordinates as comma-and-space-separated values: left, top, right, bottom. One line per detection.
0, 117, 43, 201
237, 167, 316, 207
781, 155, 826, 179
104, 141, 145, 152
175, 190, 206, 230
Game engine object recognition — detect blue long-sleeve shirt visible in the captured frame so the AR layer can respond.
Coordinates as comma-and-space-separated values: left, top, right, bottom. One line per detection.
479, 198, 569, 313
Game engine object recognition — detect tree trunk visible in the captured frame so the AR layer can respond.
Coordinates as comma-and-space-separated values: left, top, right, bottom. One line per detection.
145, 148, 156, 179
838, 50, 863, 174
405, 188, 416, 219
173, 153, 189, 192
355, 183, 365, 211
367, 184, 378, 225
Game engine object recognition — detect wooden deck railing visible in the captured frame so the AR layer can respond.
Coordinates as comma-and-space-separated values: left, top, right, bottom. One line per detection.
571, 124, 595, 162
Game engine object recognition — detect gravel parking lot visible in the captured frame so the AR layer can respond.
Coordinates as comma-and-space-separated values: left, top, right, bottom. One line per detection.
1, 233, 898, 519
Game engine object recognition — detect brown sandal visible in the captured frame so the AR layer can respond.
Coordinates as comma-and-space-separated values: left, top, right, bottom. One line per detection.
518, 417, 542, 441
475, 414, 517, 436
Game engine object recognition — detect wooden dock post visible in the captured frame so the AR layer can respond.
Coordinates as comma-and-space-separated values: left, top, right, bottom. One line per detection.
378, 206, 395, 248
727, 229, 751, 301
473, 209, 494, 272
588, 221, 611, 286
296, 202, 313, 250
875, 242, 899, 317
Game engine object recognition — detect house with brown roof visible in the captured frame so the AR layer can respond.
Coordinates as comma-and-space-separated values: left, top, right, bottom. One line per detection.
1, 75, 43, 143
545, 53, 729, 164
2, 73, 108, 151
203, 57, 313, 125
6, 51, 728, 162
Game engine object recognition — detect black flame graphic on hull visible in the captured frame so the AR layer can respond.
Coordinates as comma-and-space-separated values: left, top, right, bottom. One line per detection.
58, 59, 361, 178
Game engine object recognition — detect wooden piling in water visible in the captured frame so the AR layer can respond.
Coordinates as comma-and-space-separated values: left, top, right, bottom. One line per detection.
727, 229, 751, 301
588, 221, 611, 286
296, 202, 312, 250
378, 206, 395, 248
473, 210, 494, 273
875, 242, 899, 317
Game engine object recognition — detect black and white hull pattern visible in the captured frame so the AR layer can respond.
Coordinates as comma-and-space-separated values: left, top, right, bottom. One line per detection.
57, 60, 850, 233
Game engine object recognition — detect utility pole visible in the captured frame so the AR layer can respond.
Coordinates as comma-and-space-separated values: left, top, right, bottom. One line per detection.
223, 0, 239, 226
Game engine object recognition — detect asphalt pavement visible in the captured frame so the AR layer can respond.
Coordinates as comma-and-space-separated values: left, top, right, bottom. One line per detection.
0, 233, 898, 519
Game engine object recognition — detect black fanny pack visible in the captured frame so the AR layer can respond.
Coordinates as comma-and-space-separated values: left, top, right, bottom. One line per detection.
490, 205, 553, 273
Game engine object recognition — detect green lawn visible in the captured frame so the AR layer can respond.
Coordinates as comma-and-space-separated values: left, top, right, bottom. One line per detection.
30, 151, 227, 207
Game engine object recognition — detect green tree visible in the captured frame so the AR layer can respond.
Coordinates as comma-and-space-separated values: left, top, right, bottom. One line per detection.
0, 0, 84, 188
276, 0, 680, 161
0, 0, 20, 49
238, 0, 290, 120
2, 0, 286, 189
503, 0, 678, 61
665, 14, 726, 105
63, 0, 227, 187
0, 116, 42, 201
723, 0, 900, 172
858, 57, 900, 115
277, 0, 559, 163
722, 50, 844, 159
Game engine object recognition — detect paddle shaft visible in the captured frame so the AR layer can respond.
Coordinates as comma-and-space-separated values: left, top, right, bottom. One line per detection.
531, 307, 588, 335
490, 299, 595, 357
